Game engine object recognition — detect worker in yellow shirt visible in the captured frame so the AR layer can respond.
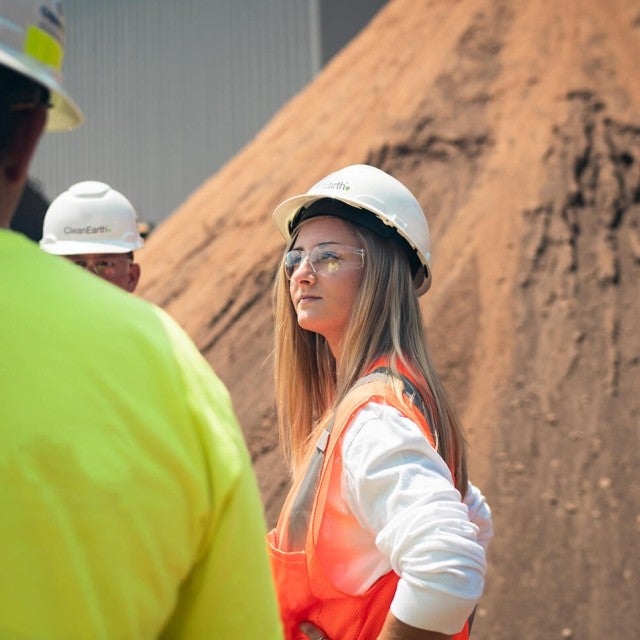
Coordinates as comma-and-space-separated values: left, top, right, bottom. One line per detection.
0, 2, 283, 638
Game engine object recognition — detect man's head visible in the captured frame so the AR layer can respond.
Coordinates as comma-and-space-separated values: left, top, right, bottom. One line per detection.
0, 0, 82, 226
0, 66, 48, 226
41, 181, 144, 292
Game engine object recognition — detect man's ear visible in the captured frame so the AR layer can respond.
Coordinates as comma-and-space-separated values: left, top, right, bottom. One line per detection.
2, 108, 47, 183
127, 262, 141, 293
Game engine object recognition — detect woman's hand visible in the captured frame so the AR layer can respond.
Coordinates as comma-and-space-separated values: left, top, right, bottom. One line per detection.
299, 621, 329, 640
299, 616, 452, 640
378, 614, 452, 639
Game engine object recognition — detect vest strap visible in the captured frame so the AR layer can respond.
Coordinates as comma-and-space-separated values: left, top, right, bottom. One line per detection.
285, 368, 437, 549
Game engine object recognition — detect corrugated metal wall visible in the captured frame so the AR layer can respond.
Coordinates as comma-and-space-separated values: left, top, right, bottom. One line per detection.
31, 0, 316, 224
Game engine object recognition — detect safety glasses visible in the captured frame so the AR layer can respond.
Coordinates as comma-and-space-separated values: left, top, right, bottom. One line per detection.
7, 86, 52, 113
68, 256, 132, 279
284, 243, 365, 280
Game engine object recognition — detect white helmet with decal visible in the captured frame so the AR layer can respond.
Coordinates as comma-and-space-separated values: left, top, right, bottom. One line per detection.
40, 181, 144, 255
273, 164, 432, 295
0, 0, 82, 130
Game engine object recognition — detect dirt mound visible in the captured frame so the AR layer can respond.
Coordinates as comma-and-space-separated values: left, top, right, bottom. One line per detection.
138, 1, 640, 637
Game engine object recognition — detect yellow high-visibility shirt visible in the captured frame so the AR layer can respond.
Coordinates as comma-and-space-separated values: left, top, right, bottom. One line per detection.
0, 230, 283, 640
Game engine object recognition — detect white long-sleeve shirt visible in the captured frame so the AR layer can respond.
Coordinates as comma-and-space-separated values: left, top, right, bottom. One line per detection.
325, 401, 492, 634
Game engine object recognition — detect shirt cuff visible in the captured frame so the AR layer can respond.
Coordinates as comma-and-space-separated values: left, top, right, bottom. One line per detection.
390, 578, 478, 635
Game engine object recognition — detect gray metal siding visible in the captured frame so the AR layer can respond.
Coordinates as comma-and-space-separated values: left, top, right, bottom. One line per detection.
31, 0, 316, 224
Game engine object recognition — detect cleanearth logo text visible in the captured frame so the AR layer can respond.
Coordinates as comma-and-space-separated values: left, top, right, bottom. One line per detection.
319, 180, 350, 192
64, 225, 112, 235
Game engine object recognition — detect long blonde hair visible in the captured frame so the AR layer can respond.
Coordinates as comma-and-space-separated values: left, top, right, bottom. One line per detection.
273, 218, 468, 493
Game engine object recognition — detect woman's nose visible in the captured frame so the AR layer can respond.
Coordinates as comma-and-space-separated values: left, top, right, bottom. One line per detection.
291, 255, 315, 282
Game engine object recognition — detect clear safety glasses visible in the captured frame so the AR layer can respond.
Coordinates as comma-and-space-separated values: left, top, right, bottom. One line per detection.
7, 86, 52, 113
68, 256, 132, 279
284, 243, 365, 280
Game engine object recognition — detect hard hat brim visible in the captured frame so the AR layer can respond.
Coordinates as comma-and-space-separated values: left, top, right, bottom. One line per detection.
0, 47, 83, 131
40, 239, 142, 256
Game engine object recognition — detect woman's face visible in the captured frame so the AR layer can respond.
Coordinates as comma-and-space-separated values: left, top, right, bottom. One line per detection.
287, 216, 365, 361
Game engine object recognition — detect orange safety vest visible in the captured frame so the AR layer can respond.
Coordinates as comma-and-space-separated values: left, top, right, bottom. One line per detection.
267, 365, 470, 640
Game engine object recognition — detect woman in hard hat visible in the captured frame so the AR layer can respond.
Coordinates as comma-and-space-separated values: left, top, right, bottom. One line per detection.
268, 164, 493, 640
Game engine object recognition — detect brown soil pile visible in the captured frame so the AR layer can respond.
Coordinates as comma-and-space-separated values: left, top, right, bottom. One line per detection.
138, 1, 640, 637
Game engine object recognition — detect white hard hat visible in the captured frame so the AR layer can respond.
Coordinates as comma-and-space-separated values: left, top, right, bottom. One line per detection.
40, 181, 144, 255
0, 0, 82, 130
272, 164, 432, 295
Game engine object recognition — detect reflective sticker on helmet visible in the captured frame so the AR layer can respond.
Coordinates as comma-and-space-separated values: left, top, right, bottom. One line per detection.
24, 25, 62, 71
